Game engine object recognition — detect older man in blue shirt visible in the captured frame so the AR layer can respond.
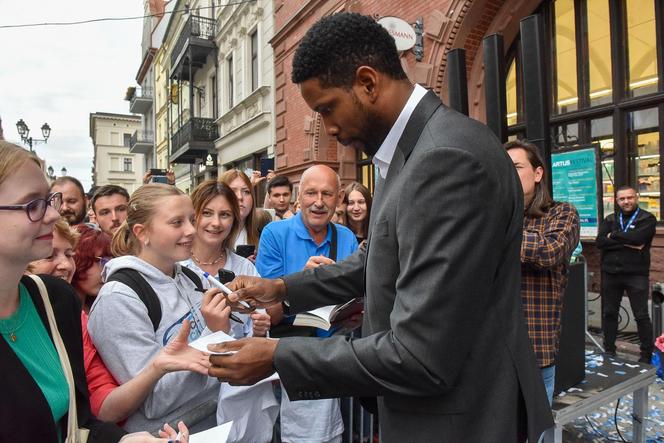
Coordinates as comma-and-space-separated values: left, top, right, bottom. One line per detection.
256, 164, 357, 443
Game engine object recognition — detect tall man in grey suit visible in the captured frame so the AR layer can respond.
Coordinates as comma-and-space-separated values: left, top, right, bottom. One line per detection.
209, 13, 553, 442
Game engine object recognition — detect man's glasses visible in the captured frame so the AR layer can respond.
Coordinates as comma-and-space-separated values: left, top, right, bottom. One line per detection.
96, 256, 111, 268
0, 192, 62, 222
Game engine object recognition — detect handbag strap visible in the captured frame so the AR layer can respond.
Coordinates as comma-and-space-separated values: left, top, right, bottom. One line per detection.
28, 275, 81, 443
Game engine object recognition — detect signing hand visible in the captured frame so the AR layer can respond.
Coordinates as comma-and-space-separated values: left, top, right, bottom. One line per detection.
304, 255, 335, 269
152, 320, 211, 375
208, 337, 278, 385
226, 275, 286, 309
201, 287, 231, 333
251, 311, 271, 337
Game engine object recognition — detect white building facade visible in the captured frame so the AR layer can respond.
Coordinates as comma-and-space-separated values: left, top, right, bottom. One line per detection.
90, 112, 145, 194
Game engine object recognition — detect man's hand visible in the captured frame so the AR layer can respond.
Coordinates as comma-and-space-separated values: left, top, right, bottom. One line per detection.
304, 255, 335, 269
208, 337, 278, 385
226, 275, 287, 309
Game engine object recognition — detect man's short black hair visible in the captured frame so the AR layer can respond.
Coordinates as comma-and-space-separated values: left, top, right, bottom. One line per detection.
615, 185, 637, 195
91, 184, 130, 213
267, 175, 292, 194
292, 13, 408, 88
50, 176, 86, 201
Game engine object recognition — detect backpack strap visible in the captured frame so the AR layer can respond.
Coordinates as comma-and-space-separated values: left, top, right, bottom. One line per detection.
180, 265, 203, 290
107, 268, 161, 332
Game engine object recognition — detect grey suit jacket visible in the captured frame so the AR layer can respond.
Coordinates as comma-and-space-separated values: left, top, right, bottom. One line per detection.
276, 91, 553, 442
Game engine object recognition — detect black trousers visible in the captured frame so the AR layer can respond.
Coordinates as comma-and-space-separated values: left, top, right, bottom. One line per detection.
601, 272, 654, 356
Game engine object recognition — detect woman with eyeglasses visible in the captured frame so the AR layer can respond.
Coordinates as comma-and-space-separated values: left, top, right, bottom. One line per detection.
0, 141, 189, 442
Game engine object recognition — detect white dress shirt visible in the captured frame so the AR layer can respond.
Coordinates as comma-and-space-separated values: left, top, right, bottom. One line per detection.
372, 84, 428, 178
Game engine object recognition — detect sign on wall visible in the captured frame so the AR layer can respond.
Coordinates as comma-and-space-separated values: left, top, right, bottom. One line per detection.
377, 16, 417, 51
551, 145, 602, 238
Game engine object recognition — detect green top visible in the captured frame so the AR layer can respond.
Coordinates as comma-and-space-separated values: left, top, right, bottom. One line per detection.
0, 283, 69, 425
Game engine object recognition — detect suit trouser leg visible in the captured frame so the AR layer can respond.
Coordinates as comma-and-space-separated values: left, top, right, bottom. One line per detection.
624, 275, 654, 357
601, 272, 624, 353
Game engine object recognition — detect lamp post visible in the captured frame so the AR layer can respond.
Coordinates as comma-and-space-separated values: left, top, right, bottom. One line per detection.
61, 167, 67, 177
16, 119, 51, 153
46, 165, 67, 181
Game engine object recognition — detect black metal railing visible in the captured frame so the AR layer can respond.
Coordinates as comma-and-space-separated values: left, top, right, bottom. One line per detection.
130, 130, 154, 147
171, 15, 216, 66
170, 117, 218, 153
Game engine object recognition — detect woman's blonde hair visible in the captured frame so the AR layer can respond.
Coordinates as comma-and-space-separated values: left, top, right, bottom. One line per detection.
112, 184, 185, 257
191, 180, 241, 250
0, 141, 42, 188
54, 217, 80, 248
219, 169, 259, 247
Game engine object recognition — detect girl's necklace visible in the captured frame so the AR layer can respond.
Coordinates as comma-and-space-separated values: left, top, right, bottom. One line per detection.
191, 249, 226, 266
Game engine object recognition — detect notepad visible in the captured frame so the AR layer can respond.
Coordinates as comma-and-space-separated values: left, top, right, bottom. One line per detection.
190, 421, 233, 443
292, 297, 364, 330
189, 330, 237, 355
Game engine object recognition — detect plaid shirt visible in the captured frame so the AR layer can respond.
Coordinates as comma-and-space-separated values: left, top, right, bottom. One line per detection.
521, 201, 580, 367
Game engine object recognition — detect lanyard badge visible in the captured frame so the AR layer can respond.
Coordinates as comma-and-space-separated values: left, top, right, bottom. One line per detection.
619, 208, 639, 233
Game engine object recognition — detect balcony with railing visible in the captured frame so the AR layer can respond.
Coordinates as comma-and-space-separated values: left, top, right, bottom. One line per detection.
170, 15, 216, 81
129, 130, 154, 155
128, 87, 154, 114
170, 117, 218, 164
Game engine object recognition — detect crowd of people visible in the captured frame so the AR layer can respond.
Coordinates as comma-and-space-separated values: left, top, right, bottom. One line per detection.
1, 11, 658, 443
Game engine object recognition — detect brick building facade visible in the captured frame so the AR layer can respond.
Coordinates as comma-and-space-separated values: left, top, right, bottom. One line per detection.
270, 0, 664, 285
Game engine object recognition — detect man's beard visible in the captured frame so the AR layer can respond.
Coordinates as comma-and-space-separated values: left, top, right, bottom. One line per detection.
348, 92, 391, 157
61, 208, 85, 225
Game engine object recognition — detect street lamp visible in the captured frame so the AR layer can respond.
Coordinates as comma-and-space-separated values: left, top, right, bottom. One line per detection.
61, 167, 67, 177
47, 166, 55, 180
16, 119, 52, 152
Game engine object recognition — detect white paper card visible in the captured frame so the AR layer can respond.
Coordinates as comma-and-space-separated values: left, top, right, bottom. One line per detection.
190, 421, 233, 443
189, 330, 237, 355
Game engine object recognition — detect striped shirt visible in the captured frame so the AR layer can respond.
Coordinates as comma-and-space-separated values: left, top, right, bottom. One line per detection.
521, 201, 580, 367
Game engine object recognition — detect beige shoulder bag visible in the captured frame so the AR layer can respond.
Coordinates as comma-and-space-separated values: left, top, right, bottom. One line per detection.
28, 274, 90, 443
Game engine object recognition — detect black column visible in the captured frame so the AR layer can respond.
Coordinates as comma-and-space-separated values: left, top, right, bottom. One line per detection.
520, 14, 552, 194
447, 48, 468, 116
483, 33, 507, 143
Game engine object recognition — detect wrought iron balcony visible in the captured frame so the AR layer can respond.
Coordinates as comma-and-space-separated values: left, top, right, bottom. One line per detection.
129, 87, 154, 114
170, 117, 218, 164
170, 15, 216, 81
129, 130, 154, 155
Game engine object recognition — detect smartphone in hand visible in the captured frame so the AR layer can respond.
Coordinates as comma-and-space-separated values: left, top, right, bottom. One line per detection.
235, 244, 255, 258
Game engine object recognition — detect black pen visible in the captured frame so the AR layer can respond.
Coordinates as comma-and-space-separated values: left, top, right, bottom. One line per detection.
194, 287, 244, 324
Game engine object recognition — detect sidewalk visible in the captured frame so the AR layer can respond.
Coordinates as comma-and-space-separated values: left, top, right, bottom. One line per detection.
559, 334, 664, 442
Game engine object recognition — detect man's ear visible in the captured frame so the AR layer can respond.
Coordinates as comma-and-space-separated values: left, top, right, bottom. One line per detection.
355, 66, 379, 102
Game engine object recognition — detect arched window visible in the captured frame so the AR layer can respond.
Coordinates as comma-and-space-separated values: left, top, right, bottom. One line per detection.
506, 0, 663, 221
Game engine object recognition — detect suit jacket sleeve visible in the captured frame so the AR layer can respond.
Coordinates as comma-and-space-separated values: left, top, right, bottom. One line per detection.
281, 247, 366, 313
276, 146, 506, 398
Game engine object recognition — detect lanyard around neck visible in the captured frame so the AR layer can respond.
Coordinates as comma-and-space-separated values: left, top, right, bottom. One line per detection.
619, 208, 639, 233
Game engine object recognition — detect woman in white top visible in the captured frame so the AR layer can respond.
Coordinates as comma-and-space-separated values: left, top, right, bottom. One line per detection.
182, 179, 270, 338
219, 170, 260, 262
182, 179, 275, 442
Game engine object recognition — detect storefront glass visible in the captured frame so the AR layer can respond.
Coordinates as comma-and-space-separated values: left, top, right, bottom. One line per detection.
628, 108, 660, 219
587, 0, 613, 106
626, 0, 658, 97
553, 0, 578, 114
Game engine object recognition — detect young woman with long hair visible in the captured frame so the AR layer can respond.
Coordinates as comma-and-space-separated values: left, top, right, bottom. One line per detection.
219, 170, 260, 259
343, 182, 372, 245
88, 184, 230, 433
0, 141, 186, 442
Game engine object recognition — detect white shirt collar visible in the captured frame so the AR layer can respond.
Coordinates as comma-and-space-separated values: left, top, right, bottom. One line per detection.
372, 84, 428, 178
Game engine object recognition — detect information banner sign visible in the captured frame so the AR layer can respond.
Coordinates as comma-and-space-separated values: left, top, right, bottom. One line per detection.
551, 146, 601, 238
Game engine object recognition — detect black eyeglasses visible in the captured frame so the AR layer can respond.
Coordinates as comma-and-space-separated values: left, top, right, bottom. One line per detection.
0, 192, 63, 222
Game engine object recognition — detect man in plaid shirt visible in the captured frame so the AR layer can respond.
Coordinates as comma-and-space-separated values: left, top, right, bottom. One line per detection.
506, 141, 580, 405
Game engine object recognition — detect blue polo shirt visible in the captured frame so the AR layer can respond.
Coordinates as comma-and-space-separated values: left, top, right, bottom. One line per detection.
257, 212, 358, 278
257, 212, 358, 337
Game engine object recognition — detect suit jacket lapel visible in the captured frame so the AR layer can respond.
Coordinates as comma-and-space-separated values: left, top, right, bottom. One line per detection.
387, 90, 443, 182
